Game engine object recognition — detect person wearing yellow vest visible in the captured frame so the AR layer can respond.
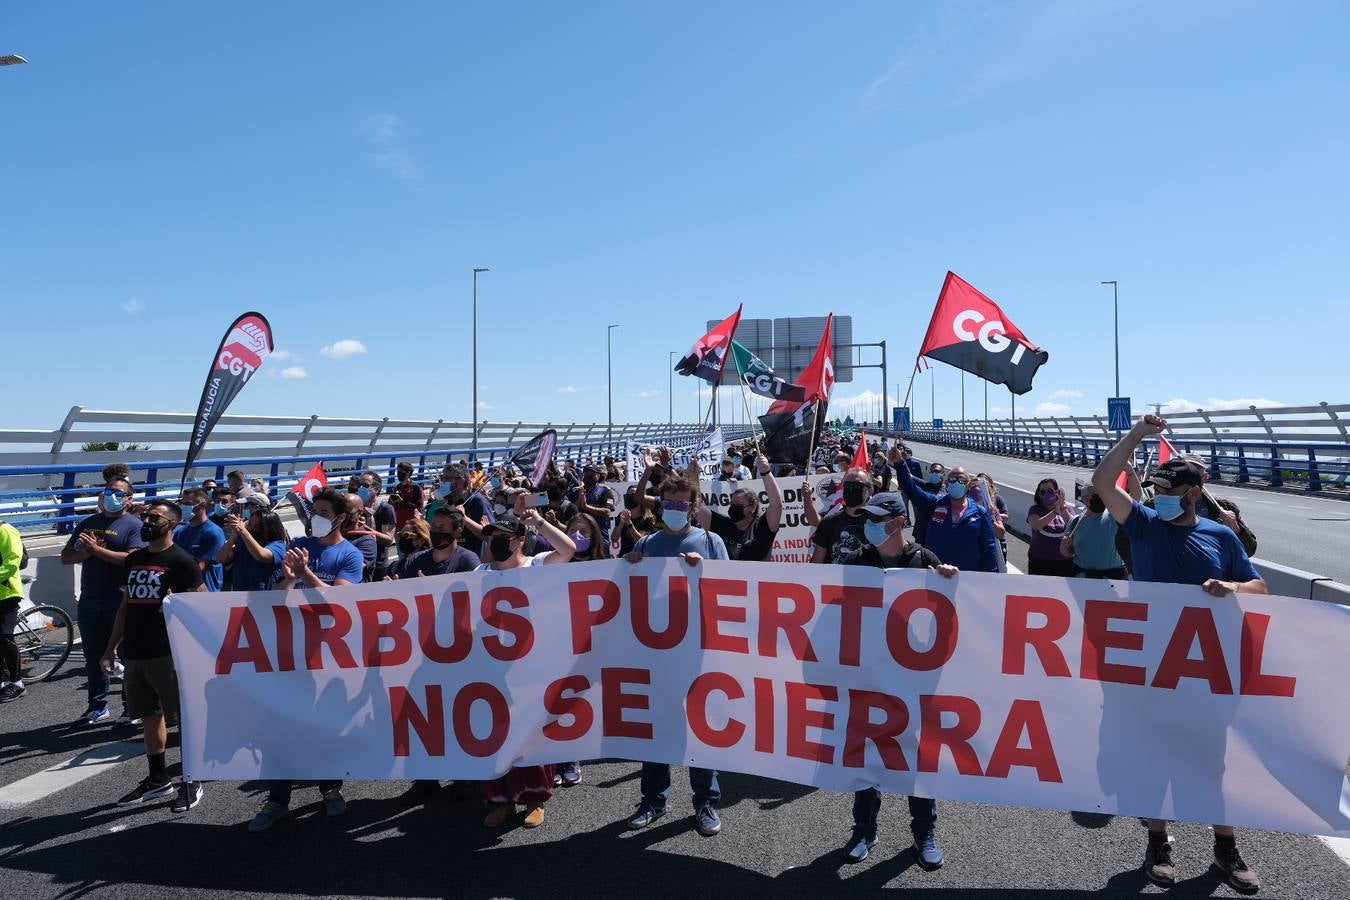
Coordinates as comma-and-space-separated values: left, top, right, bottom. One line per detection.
0, 519, 27, 702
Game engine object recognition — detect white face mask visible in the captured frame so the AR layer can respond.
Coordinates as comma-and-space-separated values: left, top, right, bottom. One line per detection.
310, 515, 334, 538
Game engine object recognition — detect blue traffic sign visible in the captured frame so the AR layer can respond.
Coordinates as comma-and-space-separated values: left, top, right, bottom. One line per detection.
1108, 397, 1132, 431
893, 407, 911, 433
932, 418, 944, 429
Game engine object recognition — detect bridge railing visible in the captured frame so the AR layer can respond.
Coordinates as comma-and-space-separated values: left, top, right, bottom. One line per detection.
897, 402, 1350, 495
0, 408, 753, 531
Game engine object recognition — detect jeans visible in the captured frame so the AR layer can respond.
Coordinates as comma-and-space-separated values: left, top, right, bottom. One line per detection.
640, 763, 720, 810
852, 789, 937, 841
77, 603, 119, 711
267, 780, 343, 806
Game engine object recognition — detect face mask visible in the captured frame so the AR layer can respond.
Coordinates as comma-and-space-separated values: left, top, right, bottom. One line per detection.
489, 536, 515, 560
310, 515, 334, 538
662, 509, 689, 531
494, 503, 508, 516
139, 521, 167, 541
102, 490, 126, 514
430, 530, 457, 549
357, 486, 373, 503
1154, 493, 1185, 521
842, 482, 867, 508
437, 482, 454, 499
1039, 490, 1057, 506
240, 507, 254, 521
728, 504, 747, 524
926, 472, 943, 484
863, 519, 891, 547
212, 504, 230, 517
489, 477, 502, 490
397, 536, 419, 554
570, 531, 592, 553
947, 482, 967, 500
968, 484, 986, 504
833, 464, 844, 473
180, 503, 198, 520
623, 494, 639, 510
1088, 497, 1106, 514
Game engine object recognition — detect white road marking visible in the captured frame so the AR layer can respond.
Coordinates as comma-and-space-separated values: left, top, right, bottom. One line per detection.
1318, 835, 1350, 868
0, 739, 142, 808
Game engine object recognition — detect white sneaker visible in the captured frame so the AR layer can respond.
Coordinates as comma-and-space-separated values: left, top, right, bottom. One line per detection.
111, 661, 125, 681
84, 707, 112, 726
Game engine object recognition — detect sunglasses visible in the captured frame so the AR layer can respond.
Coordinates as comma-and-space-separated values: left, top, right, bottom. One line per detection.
103, 489, 129, 499
661, 500, 691, 512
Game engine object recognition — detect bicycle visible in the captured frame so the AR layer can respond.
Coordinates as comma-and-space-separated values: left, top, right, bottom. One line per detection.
14, 595, 74, 682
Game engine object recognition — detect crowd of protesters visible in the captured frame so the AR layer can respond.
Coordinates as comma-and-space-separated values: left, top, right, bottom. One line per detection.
0, 414, 1268, 891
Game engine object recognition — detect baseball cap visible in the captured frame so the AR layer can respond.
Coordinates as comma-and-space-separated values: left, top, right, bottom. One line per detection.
858, 492, 908, 521
484, 514, 527, 537
1149, 458, 1205, 490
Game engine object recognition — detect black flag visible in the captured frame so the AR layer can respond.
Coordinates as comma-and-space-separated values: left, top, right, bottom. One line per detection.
508, 429, 557, 489
182, 312, 274, 487
759, 399, 824, 468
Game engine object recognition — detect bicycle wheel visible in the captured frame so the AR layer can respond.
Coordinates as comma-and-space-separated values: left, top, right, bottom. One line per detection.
17, 604, 74, 682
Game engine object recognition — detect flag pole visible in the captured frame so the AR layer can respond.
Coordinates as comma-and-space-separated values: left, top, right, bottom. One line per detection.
731, 347, 763, 449
902, 357, 921, 409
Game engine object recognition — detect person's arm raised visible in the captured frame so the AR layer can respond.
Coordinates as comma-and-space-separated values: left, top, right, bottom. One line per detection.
1092, 415, 1165, 525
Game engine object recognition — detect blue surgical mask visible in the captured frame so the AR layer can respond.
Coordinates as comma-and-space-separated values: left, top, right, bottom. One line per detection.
1154, 493, 1185, 521
180, 503, 197, 520
357, 485, 373, 503
662, 509, 690, 531
489, 476, 502, 490
102, 490, 126, 513
240, 507, 254, 521
437, 482, 454, 499
947, 482, 967, 500
212, 503, 230, 517
926, 472, 942, 484
863, 519, 890, 546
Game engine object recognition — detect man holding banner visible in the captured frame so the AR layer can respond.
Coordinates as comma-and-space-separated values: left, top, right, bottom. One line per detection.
1093, 414, 1266, 892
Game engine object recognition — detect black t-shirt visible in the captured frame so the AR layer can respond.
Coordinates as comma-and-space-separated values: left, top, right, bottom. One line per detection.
370, 500, 397, 569
122, 544, 203, 660
708, 511, 777, 562
811, 510, 871, 565
872, 541, 941, 570
409, 545, 481, 577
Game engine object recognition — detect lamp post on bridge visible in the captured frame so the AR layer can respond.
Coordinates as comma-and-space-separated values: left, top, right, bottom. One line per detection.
607, 324, 620, 447
668, 351, 675, 427
471, 267, 489, 459
1101, 279, 1120, 432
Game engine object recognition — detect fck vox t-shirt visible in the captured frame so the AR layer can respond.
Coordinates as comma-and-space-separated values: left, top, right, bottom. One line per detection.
121, 544, 203, 660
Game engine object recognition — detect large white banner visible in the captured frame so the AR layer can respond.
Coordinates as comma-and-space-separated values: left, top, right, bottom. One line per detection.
164, 561, 1350, 837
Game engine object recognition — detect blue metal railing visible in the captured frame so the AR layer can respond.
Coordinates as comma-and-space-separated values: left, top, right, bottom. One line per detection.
0, 426, 754, 532
896, 426, 1350, 496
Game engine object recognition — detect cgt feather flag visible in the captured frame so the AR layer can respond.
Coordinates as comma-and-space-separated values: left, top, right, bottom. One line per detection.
766, 313, 835, 415
916, 272, 1047, 395
508, 428, 558, 489
182, 312, 274, 487
759, 398, 823, 468
732, 340, 805, 404
675, 305, 742, 385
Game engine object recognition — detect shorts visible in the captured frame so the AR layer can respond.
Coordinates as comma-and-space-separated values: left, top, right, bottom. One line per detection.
123, 655, 181, 725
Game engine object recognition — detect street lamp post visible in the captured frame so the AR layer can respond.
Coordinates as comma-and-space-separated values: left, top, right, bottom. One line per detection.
607, 324, 620, 447
667, 351, 675, 427
472, 267, 489, 459
1101, 280, 1120, 398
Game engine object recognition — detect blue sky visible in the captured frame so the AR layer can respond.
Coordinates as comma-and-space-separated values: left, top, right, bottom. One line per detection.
3, 1, 1347, 431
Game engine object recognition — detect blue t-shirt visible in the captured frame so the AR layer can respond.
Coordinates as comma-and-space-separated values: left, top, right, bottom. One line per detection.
1066, 513, 1125, 572
65, 512, 146, 607
1121, 501, 1260, 586
231, 537, 288, 591
173, 519, 227, 591
291, 536, 365, 586
635, 527, 728, 560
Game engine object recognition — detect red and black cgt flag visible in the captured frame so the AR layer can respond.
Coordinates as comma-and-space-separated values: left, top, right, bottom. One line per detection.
181, 312, 274, 486
917, 272, 1047, 395
675, 305, 742, 385
285, 460, 327, 527
508, 428, 558, 489
759, 398, 824, 468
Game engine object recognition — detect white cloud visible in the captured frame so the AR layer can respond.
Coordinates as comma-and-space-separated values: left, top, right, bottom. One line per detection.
989, 405, 1009, 415
360, 113, 420, 180
279, 366, 308, 380
855, 56, 911, 116
1049, 388, 1083, 400
477, 401, 493, 410
632, 389, 659, 399
320, 339, 367, 360
120, 298, 144, 315
1034, 401, 1072, 416
270, 349, 292, 360
1158, 397, 1287, 414
557, 385, 579, 393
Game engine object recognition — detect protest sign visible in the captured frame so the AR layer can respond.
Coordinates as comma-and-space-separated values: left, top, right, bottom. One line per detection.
165, 561, 1350, 837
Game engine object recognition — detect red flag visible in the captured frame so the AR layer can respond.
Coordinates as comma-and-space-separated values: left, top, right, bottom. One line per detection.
288, 461, 328, 501
675, 305, 742, 385
768, 313, 835, 414
1158, 435, 1177, 465
181, 312, 274, 486
851, 429, 869, 472
916, 272, 1047, 394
